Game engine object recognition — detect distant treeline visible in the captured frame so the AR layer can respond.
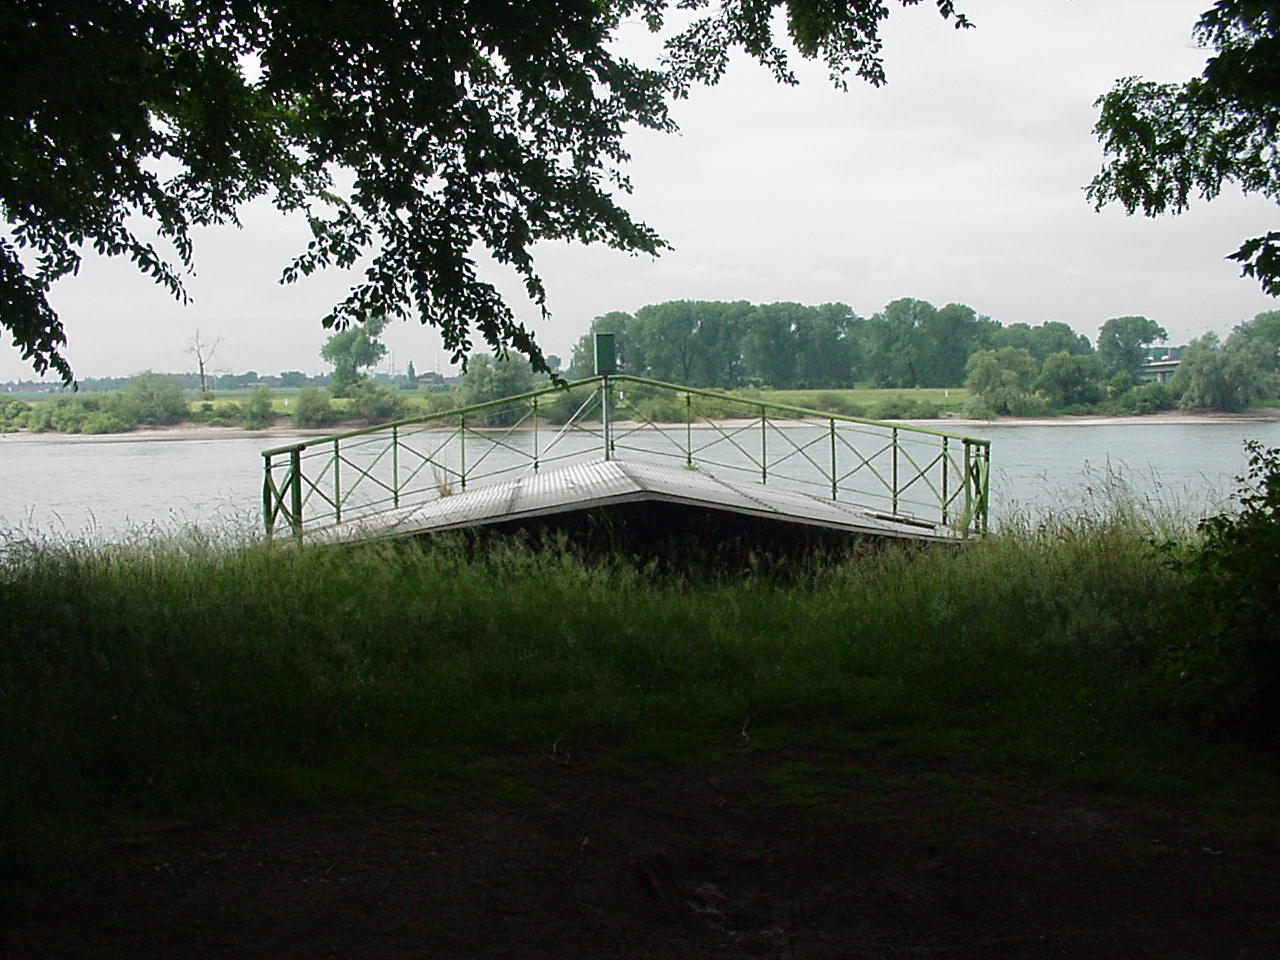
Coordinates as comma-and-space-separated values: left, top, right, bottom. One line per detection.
564, 299, 1280, 413
0, 369, 454, 396
565, 299, 1097, 389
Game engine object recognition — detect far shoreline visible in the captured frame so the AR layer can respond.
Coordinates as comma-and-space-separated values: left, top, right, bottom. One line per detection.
934, 407, 1280, 429
1, 406, 1278, 444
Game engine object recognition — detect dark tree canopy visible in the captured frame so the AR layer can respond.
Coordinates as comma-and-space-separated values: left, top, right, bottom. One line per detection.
988, 320, 1093, 363
566, 300, 862, 388
319, 314, 389, 396
1096, 315, 1167, 379
1089, 0, 1280, 294
1034, 351, 1104, 408
1233, 308, 1280, 371
1, 1, 970, 383
860, 298, 989, 388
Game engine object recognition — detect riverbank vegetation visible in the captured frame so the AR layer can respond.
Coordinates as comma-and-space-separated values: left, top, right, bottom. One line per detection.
4, 300, 1278, 435
0, 370, 972, 435
565, 300, 1280, 417
3, 447, 1278, 853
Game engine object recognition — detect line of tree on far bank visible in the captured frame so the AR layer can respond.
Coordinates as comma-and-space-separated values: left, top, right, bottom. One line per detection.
0, 368, 449, 396
4, 296, 1278, 436
0, 374, 448, 435
563, 299, 1280, 414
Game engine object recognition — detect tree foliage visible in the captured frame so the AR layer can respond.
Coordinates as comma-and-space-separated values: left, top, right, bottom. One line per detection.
861, 297, 935, 387
457, 353, 539, 424
320, 315, 389, 397
556, 296, 1273, 414
1096, 315, 1167, 379
347, 379, 407, 423
0, 395, 30, 432
964, 347, 1038, 415
630, 300, 754, 385
292, 387, 335, 428
1157, 442, 1280, 737
1089, 1, 1280, 293
1034, 351, 1104, 408
1171, 331, 1271, 411
861, 299, 990, 387
1232, 309, 1280, 373
567, 300, 862, 388
988, 320, 1092, 363
1, 0, 970, 383
111, 371, 189, 426
240, 385, 274, 429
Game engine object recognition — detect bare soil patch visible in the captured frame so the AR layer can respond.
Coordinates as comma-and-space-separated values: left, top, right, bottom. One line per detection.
3, 749, 1277, 959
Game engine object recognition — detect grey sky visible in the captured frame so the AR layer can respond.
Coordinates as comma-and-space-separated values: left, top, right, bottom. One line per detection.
7, 0, 1278, 383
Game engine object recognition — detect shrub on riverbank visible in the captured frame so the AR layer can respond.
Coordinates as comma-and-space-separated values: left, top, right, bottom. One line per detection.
1149, 442, 1280, 739
190, 399, 242, 426
111, 372, 189, 426
22, 395, 130, 434
15, 373, 189, 434
347, 379, 407, 422
239, 386, 275, 429
0, 396, 30, 431
292, 387, 336, 427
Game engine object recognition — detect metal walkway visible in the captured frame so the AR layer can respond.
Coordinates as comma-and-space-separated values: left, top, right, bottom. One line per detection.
263, 375, 990, 544
315, 457, 960, 545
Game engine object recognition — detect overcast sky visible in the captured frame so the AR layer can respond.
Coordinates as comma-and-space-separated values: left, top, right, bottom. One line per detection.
7, 0, 1279, 383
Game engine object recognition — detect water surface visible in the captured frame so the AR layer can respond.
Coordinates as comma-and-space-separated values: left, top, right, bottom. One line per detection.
3, 418, 1277, 541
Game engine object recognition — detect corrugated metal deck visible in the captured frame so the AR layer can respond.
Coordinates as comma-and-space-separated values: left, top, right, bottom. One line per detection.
319, 458, 959, 544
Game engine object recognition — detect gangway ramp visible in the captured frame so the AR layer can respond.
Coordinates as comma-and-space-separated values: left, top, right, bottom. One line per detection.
317, 458, 959, 545
262, 374, 990, 545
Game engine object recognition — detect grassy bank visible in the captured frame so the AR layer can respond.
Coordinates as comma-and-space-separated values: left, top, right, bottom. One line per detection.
3, 512, 1271, 855
3, 384, 968, 435
761, 386, 968, 419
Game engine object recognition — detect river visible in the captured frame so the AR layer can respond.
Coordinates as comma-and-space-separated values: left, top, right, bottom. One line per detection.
2, 417, 1278, 542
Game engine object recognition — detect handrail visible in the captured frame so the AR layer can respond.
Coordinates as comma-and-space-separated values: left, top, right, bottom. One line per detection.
262, 376, 990, 541
261, 374, 985, 455
259, 378, 595, 456
610, 375, 981, 441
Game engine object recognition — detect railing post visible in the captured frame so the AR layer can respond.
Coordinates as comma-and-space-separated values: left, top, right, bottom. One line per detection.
685, 392, 693, 467
760, 405, 767, 484
601, 376, 612, 461
978, 444, 990, 535
963, 440, 973, 536
333, 439, 341, 524
290, 447, 303, 541
941, 436, 949, 526
533, 397, 539, 472
891, 428, 899, 515
459, 414, 467, 490
830, 418, 837, 500
392, 425, 400, 507
263, 453, 274, 539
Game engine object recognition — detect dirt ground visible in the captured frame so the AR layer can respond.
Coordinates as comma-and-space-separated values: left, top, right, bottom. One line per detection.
3, 748, 1278, 959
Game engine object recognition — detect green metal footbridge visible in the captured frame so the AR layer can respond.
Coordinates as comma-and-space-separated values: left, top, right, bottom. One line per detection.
262, 374, 990, 545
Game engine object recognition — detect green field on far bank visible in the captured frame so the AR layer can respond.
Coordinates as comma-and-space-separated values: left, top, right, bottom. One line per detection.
3, 373, 1277, 438
760, 386, 969, 418
2, 381, 978, 436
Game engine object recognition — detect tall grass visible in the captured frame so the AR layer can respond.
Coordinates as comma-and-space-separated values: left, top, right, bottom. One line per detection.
0, 515, 1233, 845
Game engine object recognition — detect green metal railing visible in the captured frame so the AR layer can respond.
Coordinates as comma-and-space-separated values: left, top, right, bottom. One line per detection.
262, 375, 990, 540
